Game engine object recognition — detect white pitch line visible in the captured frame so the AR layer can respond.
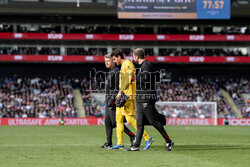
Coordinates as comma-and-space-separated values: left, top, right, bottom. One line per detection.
176, 143, 250, 146
0, 144, 89, 147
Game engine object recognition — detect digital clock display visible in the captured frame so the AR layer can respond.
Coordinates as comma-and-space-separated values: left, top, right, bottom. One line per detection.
197, 0, 230, 19
203, 0, 224, 9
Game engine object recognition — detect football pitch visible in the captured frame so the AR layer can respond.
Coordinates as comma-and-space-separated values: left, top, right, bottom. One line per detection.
0, 125, 249, 167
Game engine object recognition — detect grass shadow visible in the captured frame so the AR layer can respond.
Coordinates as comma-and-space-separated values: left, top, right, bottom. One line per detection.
150, 144, 250, 151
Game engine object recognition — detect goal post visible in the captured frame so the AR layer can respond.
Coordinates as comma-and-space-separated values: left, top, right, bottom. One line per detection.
156, 101, 217, 126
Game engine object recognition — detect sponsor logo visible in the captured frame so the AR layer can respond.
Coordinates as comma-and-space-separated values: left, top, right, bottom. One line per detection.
44, 119, 61, 125
189, 35, 205, 41
14, 33, 23, 38
228, 119, 250, 126
85, 34, 94, 39
156, 56, 165, 62
227, 35, 235, 40
48, 56, 63, 61
64, 119, 89, 125
189, 56, 205, 62
14, 55, 23, 60
85, 56, 94, 61
8, 119, 43, 126
2, 118, 94, 126
157, 35, 165, 40
97, 118, 105, 125
226, 57, 235, 62
119, 34, 134, 40
167, 118, 211, 125
48, 34, 63, 39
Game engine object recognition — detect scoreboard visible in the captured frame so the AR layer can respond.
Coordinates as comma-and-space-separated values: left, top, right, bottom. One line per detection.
197, 0, 230, 19
117, 0, 230, 19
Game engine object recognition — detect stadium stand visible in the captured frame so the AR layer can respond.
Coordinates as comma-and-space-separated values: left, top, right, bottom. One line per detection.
0, 2, 249, 120
0, 1, 250, 166
0, 76, 76, 118
157, 77, 235, 118
1, 23, 250, 35
0, 47, 248, 57
0, 47, 60, 55
67, 48, 107, 56
1, 74, 249, 119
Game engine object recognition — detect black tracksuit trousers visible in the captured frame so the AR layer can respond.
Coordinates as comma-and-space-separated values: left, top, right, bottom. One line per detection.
134, 102, 172, 147
105, 107, 135, 145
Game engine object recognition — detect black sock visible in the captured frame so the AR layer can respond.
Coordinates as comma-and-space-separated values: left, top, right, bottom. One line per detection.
124, 125, 135, 138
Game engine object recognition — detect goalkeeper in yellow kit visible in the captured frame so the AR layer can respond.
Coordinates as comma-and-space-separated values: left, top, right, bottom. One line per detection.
108, 49, 154, 150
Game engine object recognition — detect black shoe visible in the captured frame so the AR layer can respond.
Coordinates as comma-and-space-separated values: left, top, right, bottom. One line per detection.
124, 146, 140, 151
130, 135, 136, 147
165, 141, 174, 151
99, 143, 112, 148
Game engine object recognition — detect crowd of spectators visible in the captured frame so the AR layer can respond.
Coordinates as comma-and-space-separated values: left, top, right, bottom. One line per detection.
156, 77, 236, 118
67, 48, 107, 56
157, 105, 214, 119
0, 75, 249, 119
0, 47, 60, 55
0, 47, 108, 56
63, 76, 105, 118
242, 104, 250, 118
159, 48, 248, 57
17, 25, 61, 33
79, 76, 248, 119
0, 47, 248, 57
0, 24, 13, 32
1, 24, 250, 35
0, 76, 76, 118
80, 76, 106, 117
223, 78, 250, 117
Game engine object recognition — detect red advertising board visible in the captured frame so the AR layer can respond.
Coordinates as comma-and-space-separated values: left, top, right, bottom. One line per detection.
0, 118, 250, 126
1, 33, 250, 42
217, 118, 250, 126
166, 118, 214, 125
0, 117, 105, 126
0, 55, 250, 63
155, 56, 250, 63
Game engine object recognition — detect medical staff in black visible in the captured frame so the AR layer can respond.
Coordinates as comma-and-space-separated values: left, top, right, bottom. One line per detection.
100, 54, 135, 148
125, 48, 174, 151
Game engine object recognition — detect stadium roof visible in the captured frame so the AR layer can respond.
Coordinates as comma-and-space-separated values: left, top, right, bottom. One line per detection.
0, 0, 250, 18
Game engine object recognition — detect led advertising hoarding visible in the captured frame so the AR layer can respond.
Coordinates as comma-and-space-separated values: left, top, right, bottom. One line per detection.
117, 0, 230, 19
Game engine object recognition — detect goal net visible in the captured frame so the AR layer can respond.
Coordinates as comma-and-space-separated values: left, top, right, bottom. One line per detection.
156, 101, 217, 126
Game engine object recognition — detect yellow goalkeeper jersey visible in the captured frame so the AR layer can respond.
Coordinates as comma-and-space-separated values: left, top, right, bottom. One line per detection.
119, 59, 136, 100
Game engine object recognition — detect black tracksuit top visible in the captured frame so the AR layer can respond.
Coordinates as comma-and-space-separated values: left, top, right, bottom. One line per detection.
136, 60, 158, 103
105, 66, 120, 107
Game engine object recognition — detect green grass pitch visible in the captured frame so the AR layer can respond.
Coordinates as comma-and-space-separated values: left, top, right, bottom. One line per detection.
0, 125, 249, 167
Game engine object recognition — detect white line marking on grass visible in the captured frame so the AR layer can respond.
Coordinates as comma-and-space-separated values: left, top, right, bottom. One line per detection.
177, 143, 250, 146
0, 144, 90, 147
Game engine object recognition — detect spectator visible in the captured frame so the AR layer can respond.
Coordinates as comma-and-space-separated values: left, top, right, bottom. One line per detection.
0, 76, 75, 118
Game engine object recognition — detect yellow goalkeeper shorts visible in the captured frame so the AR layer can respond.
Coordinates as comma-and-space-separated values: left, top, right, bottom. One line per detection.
116, 100, 136, 116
